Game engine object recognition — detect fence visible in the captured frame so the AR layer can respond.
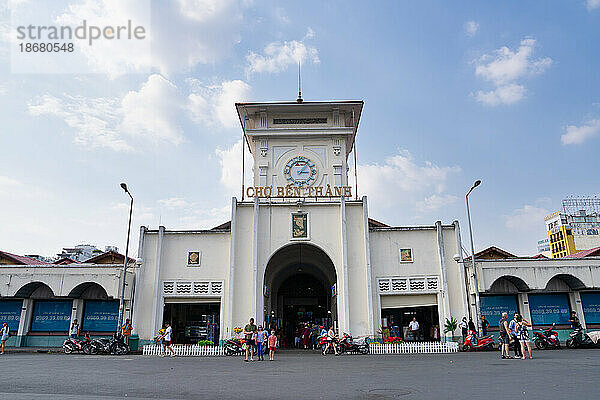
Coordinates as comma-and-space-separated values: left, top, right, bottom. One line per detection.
369, 341, 458, 354
143, 344, 224, 356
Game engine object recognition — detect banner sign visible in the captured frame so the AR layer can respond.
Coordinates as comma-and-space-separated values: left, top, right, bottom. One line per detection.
581, 293, 600, 324
0, 300, 23, 331
83, 300, 119, 332
30, 300, 72, 332
246, 185, 352, 199
528, 294, 570, 325
480, 295, 518, 327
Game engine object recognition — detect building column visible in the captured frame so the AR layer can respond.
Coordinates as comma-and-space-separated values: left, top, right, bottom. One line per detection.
518, 293, 531, 322
70, 298, 84, 327
150, 225, 165, 337
570, 291, 586, 329
453, 220, 470, 319
16, 298, 34, 347
226, 198, 238, 340
362, 196, 375, 336
436, 221, 451, 340
340, 197, 350, 334
252, 197, 259, 324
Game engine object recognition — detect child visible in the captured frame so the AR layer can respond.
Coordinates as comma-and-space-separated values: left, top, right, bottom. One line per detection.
268, 329, 277, 361
256, 325, 267, 361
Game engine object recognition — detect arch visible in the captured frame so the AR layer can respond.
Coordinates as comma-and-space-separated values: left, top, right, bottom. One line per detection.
14, 282, 55, 298
488, 275, 530, 293
544, 274, 586, 291
68, 282, 110, 299
263, 243, 338, 346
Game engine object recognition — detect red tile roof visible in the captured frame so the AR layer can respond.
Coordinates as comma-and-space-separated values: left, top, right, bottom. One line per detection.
0, 251, 51, 265
565, 246, 600, 259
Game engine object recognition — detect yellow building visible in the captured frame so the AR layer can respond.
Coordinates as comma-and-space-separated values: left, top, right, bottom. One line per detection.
545, 200, 600, 258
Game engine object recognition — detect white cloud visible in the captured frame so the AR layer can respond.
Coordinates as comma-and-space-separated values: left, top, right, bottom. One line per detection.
121, 74, 185, 145
55, 0, 244, 76
505, 204, 549, 231
464, 21, 479, 37
416, 194, 459, 212
0, 176, 23, 195
474, 83, 525, 106
561, 119, 600, 145
246, 29, 320, 75
157, 197, 192, 209
586, 0, 600, 10
215, 140, 253, 195
473, 38, 551, 106
356, 150, 461, 211
188, 80, 251, 129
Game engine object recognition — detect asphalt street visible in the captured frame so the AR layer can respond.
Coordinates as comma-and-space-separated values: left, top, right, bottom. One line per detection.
0, 349, 599, 400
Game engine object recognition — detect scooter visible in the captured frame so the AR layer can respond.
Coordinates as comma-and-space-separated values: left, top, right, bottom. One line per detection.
337, 333, 369, 355
533, 323, 560, 350
462, 329, 496, 351
566, 327, 600, 349
224, 338, 257, 356
90, 333, 129, 355
319, 335, 341, 355
63, 332, 93, 354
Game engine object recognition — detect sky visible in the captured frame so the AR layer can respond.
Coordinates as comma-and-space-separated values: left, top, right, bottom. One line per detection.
1, 0, 599, 258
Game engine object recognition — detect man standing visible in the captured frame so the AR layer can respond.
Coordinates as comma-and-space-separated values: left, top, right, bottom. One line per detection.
569, 311, 581, 329
459, 317, 468, 343
243, 318, 257, 362
161, 323, 175, 357
69, 319, 79, 339
408, 317, 420, 341
499, 312, 511, 359
509, 313, 521, 358
481, 316, 490, 336
121, 319, 133, 344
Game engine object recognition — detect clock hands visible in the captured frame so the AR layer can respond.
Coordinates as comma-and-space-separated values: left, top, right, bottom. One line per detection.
298, 164, 309, 174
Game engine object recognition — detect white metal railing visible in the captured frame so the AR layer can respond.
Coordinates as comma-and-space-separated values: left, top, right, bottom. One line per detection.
143, 344, 224, 356
369, 341, 458, 354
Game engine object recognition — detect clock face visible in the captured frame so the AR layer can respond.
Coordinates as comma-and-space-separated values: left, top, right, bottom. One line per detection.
284, 156, 317, 187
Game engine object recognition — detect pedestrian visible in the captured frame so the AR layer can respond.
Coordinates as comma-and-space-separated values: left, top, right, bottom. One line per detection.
161, 322, 175, 357
121, 319, 133, 344
243, 318, 257, 362
481, 316, 490, 336
324, 325, 339, 355
459, 317, 468, 344
1, 323, 9, 355
268, 329, 277, 361
509, 313, 522, 358
569, 311, 581, 330
302, 324, 311, 349
256, 324, 267, 361
294, 327, 301, 348
516, 315, 533, 360
468, 318, 476, 333
498, 312, 511, 359
408, 317, 420, 341
69, 319, 79, 339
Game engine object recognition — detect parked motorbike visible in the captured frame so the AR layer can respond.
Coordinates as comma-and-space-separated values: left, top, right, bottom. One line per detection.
337, 333, 369, 355
533, 323, 561, 350
224, 338, 256, 356
566, 328, 600, 349
462, 330, 496, 351
319, 335, 340, 355
90, 333, 129, 355
63, 333, 93, 354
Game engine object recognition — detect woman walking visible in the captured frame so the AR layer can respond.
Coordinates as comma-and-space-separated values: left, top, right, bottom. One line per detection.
1, 323, 9, 354
516, 315, 533, 359
302, 324, 311, 349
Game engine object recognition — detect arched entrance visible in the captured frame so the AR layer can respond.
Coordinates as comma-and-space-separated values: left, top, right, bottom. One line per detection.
263, 243, 337, 348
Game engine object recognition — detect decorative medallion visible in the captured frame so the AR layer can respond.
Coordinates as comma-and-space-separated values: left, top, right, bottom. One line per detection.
292, 212, 308, 239
284, 156, 317, 187
400, 248, 413, 263
188, 251, 200, 265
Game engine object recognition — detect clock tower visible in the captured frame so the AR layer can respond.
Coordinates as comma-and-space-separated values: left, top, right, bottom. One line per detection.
235, 100, 363, 196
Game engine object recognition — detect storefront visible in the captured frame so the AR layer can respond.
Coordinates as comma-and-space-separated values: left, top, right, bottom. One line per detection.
480, 295, 519, 326
163, 302, 220, 344
528, 293, 571, 326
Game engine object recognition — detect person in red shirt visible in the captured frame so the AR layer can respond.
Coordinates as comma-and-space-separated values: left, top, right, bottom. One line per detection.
268, 330, 277, 361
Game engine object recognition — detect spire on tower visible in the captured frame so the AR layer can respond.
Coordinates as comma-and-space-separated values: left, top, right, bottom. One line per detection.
297, 61, 303, 103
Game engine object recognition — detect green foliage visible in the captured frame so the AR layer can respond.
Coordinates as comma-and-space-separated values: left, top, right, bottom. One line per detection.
444, 317, 458, 334
197, 340, 214, 346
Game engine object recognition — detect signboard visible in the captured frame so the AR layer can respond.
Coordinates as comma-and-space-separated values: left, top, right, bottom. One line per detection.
581, 292, 600, 324
528, 294, 571, 325
82, 300, 119, 332
0, 300, 23, 331
246, 185, 352, 198
292, 212, 308, 239
480, 295, 518, 327
30, 300, 72, 332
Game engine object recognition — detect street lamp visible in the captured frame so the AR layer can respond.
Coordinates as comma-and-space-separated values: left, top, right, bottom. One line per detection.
117, 182, 133, 335
466, 179, 482, 335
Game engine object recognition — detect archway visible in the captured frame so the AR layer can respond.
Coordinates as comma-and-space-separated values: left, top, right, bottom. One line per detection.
68, 282, 110, 299
263, 243, 337, 348
544, 274, 586, 291
14, 282, 55, 298
488, 276, 530, 293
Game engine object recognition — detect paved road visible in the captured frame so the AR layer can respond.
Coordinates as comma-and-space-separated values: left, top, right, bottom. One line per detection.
0, 349, 599, 399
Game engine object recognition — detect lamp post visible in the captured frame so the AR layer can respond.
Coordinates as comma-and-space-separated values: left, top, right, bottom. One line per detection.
117, 182, 133, 334
466, 179, 482, 335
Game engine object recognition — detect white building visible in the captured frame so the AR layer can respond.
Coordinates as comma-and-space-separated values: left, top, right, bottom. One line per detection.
133, 99, 468, 345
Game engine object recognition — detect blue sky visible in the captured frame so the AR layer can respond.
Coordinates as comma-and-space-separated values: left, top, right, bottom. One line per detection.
1, 0, 599, 257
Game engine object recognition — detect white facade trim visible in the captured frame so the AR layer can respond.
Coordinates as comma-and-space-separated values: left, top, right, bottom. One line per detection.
377, 276, 441, 295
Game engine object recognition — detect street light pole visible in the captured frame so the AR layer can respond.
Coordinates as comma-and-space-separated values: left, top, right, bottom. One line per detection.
117, 182, 133, 335
466, 179, 482, 335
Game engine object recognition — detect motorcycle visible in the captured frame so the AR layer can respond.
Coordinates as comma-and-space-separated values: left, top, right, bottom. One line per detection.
224, 338, 256, 356
319, 335, 340, 355
566, 327, 600, 349
337, 333, 369, 355
63, 333, 93, 354
533, 323, 560, 350
462, 329, 496, 351
90, 333, 129, 355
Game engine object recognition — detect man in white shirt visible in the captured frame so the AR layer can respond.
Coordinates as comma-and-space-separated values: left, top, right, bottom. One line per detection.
408, 317, 420, 341
69, 319, 79, 339
161, 323, 175, 357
